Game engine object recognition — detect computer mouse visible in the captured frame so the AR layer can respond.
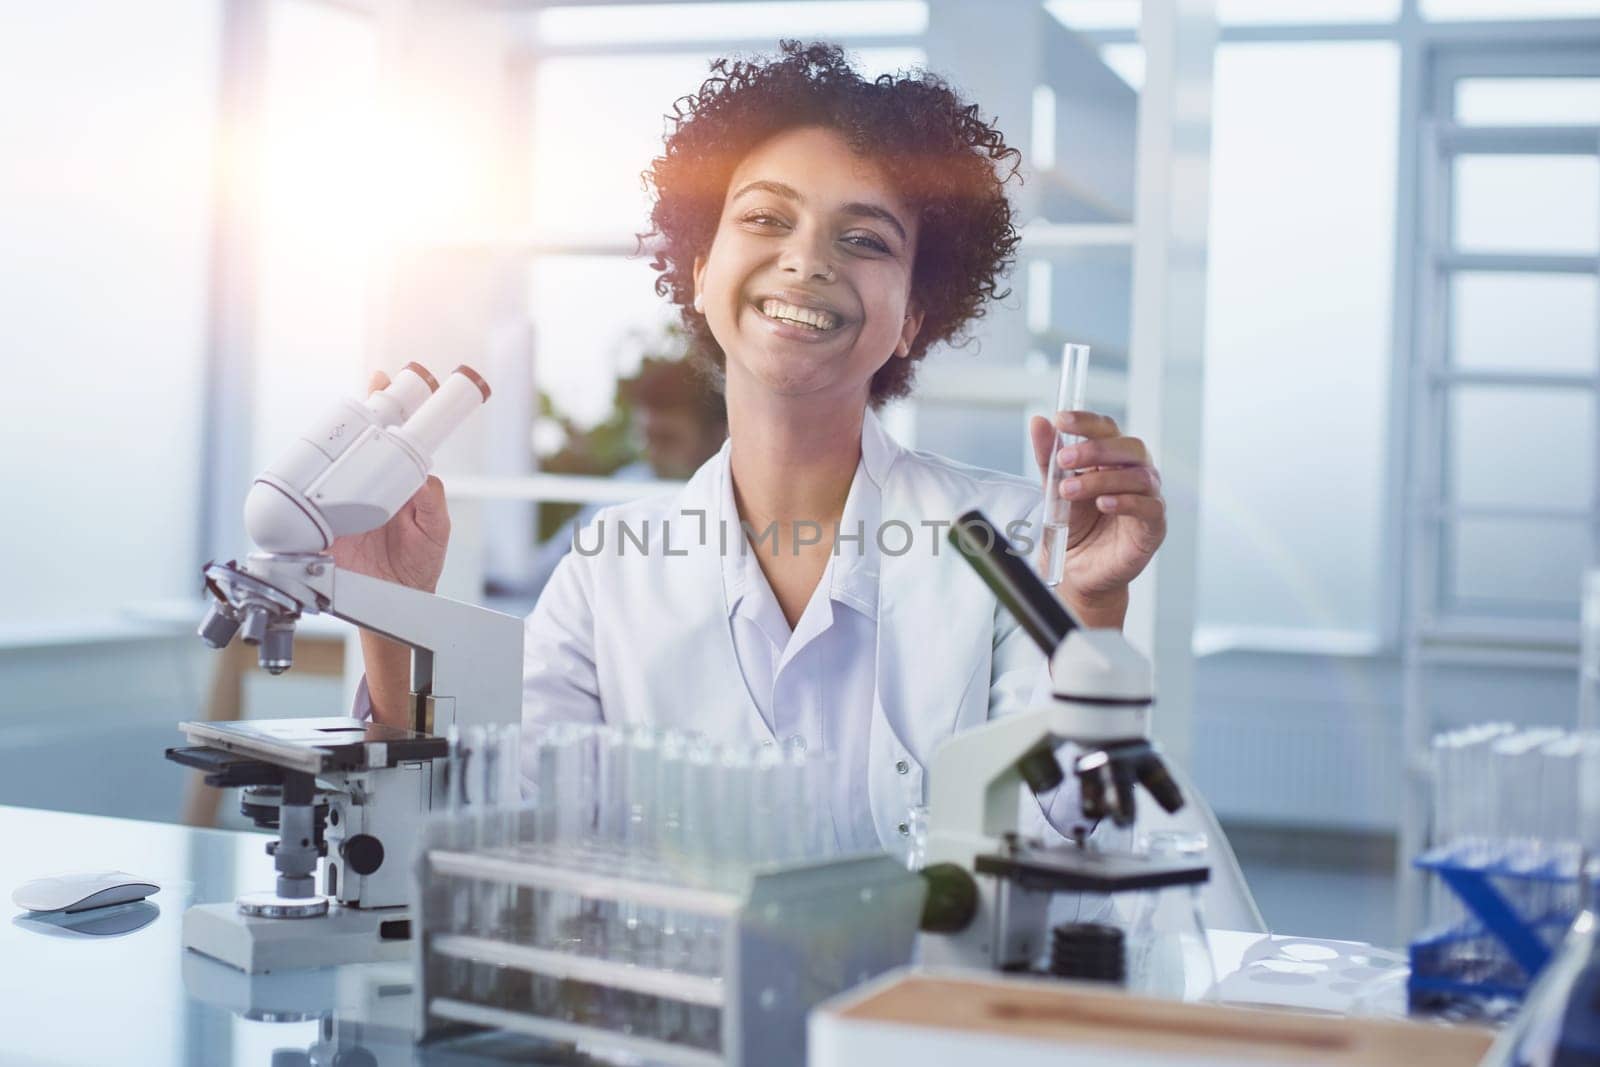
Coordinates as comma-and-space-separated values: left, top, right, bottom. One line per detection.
12, 872, 160, 914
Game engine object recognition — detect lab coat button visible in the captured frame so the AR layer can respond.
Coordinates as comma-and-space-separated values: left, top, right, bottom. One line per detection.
897, 822, 910, 836
895, 760, 909, 775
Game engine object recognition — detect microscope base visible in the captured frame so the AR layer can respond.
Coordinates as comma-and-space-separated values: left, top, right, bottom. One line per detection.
183, 900, 412, 974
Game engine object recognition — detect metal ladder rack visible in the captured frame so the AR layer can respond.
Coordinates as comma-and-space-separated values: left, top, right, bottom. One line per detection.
1397, 42, 1600, 937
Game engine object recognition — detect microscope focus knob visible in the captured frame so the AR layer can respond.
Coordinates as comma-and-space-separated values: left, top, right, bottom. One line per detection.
340, 834, 384, 876
917, 863, 978, 934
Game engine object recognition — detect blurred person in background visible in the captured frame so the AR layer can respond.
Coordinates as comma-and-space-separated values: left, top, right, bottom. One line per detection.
521, 355, 728, 597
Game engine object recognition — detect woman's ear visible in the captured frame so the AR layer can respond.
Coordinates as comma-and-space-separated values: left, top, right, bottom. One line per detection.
895, 305, 925, 358
692, 255, 707, 314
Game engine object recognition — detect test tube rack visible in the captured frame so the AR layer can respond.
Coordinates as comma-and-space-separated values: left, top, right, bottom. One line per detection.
1408, 847, 1581, 1009
412, 815, 924, 1066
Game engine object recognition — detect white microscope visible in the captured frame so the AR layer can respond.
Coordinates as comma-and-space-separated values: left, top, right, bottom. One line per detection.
167, 363, 523, 974
915, 511, 1208, 976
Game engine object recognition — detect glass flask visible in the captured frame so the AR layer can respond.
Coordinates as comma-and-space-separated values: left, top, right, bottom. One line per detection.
1124, 830, 1217, 1002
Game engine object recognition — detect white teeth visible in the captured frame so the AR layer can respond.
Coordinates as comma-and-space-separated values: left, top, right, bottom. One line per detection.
761, 299, 839, 331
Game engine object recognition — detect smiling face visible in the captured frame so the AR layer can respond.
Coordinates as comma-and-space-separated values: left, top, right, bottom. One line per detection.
692, 126, 924, 409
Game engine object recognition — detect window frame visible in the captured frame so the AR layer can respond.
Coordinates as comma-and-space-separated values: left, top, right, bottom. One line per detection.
1412, 40, 1600, 646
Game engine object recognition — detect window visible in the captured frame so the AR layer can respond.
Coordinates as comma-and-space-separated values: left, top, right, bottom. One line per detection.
1049, 0, 1399, 31
1421, 54, 1600, 629
1452, 155, 1600, 256
1214, 0, 1398, 23
1196, 42, 1400, 636
1447, 518, 1588, 615
531, 255, 678, 426
530, 55, 712, 242
0, 0, 218, 627
1451, 273, 1597, 374
535, 1, 928, 46
1456, 77, 1600, 125
1423, 0, 1600, 20
1447, 387, 1592, 511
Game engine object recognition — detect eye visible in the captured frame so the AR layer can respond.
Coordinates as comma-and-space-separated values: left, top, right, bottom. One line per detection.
741, 210, 788, 229
842, 231, 891, 254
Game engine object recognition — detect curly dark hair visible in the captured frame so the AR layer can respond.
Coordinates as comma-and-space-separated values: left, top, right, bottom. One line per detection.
641, 40, 1022, 408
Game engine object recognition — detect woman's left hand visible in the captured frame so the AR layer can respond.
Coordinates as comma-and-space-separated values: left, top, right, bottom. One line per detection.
1029, 411, 1166, 627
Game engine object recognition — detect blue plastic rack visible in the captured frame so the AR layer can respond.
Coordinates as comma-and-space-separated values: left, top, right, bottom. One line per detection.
1408, 847, 1580, 1009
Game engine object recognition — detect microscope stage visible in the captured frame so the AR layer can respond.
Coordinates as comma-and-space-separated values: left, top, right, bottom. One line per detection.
179, 717, 447, 775
975, 844, 1209, 894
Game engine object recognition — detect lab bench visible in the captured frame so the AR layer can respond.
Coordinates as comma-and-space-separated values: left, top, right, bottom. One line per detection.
2, 803, 1429, 1066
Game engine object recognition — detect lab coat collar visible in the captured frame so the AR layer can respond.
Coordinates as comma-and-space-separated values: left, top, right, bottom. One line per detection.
717, 409, 898, 626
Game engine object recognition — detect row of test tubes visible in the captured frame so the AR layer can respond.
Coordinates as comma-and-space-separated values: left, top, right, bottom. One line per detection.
424, 722, 839, 1049
527, 722, 837, 880
1426, 724, 1600, 950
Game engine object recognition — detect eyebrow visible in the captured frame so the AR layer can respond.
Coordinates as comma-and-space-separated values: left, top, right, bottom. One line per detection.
731, 179, 909, 243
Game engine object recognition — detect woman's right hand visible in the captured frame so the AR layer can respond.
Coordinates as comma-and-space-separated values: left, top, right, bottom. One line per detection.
329, 371, 452, 593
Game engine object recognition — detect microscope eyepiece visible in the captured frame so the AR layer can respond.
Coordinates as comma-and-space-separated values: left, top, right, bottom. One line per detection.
397, 365, 491, 457
402, 361, 440, 392
452, 363, 491, 401
948, 511, 1078, 656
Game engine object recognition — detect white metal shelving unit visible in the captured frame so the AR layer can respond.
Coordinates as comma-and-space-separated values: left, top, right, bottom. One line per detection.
1397, 38, 1600, 935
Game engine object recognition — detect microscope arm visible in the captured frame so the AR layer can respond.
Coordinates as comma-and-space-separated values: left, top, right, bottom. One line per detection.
323, 566, 522, 736
928, 701, 1115, 851
210, 553, 523, 736
928, 715, 1050, 846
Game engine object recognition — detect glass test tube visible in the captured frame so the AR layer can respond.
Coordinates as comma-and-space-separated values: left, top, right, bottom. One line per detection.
473, 725, 511, 1003
751, 744, 784, 867
1583, 571, 1600, 733
1538, 735, 1582, 928
780, 735, 819, 862
1581, 733, 1600, 845
544, 723, 589, 955
1041, 343, 1091, 588
524, 725, 564, 1015
654, 732, 694, 1042
624, 728, 662, 968
439, 724, 470, 997
593, 725, 629, 961
715, 745, 754, 878
1428, 732, 1463, 933
683, 740, 722, 977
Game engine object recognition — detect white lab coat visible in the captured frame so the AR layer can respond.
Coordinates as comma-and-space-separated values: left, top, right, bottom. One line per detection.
522, 410, 1088, 850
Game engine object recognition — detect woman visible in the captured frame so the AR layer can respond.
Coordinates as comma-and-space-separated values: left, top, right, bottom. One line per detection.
341, 42, 1165, 853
